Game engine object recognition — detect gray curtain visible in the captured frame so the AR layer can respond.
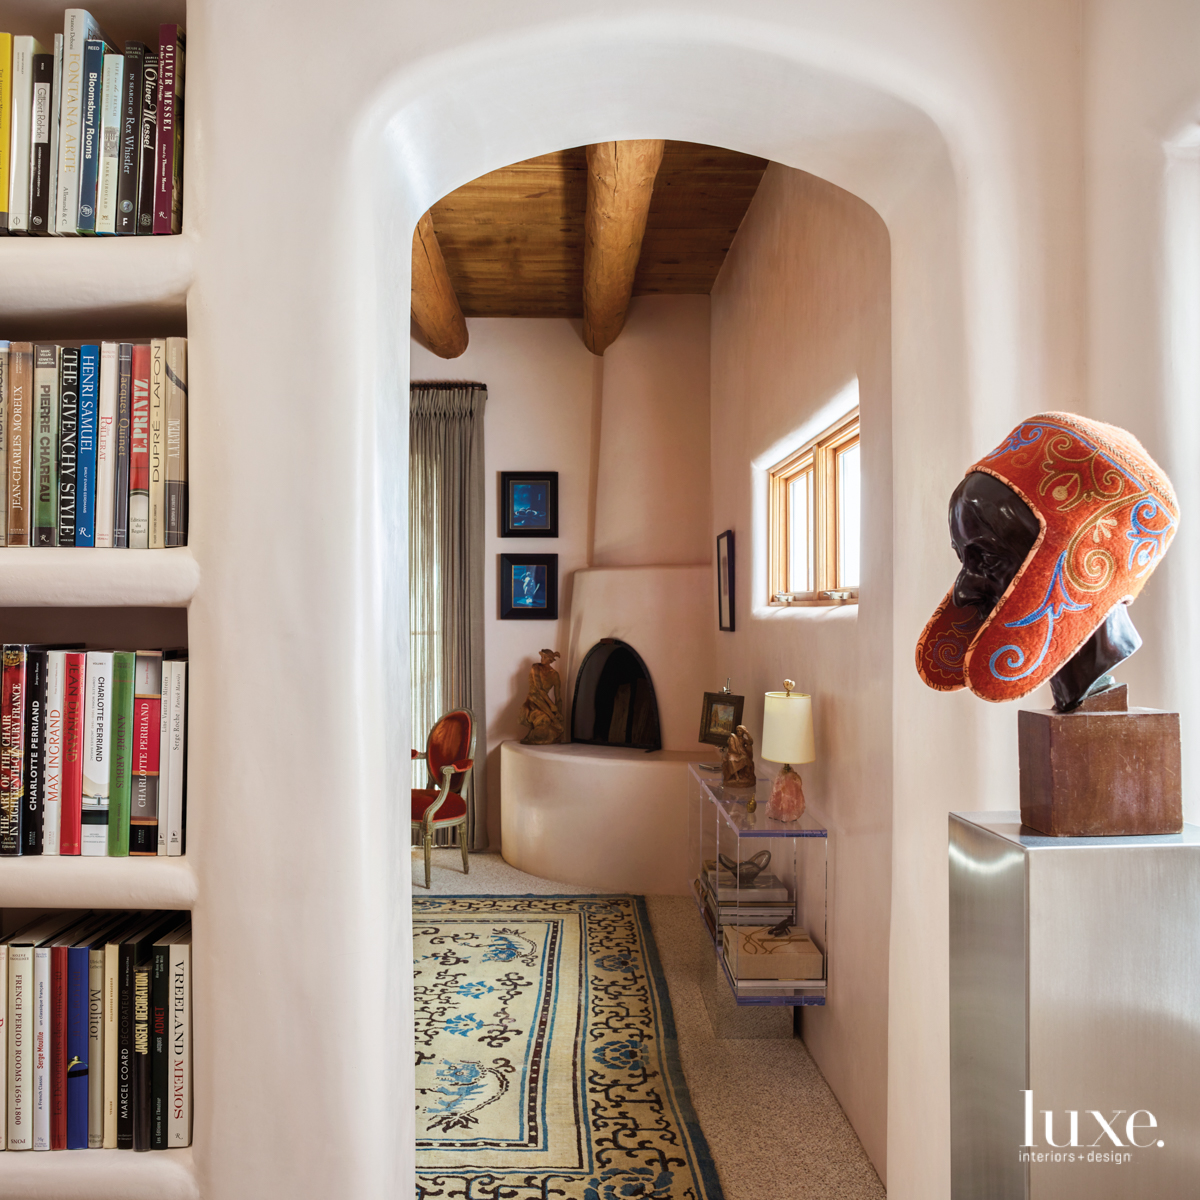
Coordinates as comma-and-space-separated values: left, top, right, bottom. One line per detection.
409, 382, 488, 850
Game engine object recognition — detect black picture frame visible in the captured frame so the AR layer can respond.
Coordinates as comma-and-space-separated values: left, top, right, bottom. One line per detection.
499, 553, 559, 619
699, 691, 745, 747
500, 472, 559, 538
717, 529, 735, 631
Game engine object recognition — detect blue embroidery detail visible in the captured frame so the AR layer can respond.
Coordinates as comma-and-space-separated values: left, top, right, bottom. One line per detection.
427, 1060, 486, 1113
1127, 498, 1174, 575
444, 1013, 485, 1038
583, 1165, 676, 1200
988, 552, 1090, 681
985, 424, 1044, 459
455, 980, 495, 999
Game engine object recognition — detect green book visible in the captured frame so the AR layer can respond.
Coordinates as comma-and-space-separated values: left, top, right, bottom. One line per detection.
32, 344, 60, 545
107, 651, 136, 856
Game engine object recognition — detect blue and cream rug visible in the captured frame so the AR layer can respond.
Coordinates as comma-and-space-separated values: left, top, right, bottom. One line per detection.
413, 894, 724, 1200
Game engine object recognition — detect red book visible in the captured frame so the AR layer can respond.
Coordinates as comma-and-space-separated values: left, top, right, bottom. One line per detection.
50, 944, 69, 1149
153, 25, 184, 234
59, 654, 87, 856
1, 645, 29, 855
129, 345, 151, 548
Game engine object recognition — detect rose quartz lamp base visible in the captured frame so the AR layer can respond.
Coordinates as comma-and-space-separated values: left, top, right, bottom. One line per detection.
766, 764, 806, 822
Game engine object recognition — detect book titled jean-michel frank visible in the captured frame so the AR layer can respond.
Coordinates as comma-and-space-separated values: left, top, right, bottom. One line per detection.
153, 25, 184, 234
55, 10, 107, 235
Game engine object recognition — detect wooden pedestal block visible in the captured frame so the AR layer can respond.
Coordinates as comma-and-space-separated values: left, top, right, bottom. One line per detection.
1018, 686, 1182, 836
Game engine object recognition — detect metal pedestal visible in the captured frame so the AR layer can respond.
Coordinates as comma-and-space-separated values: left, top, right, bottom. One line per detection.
949, 812, 1200, 1199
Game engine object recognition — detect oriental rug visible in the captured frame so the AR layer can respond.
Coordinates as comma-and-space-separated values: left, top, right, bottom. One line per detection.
412, 894, 724, 1200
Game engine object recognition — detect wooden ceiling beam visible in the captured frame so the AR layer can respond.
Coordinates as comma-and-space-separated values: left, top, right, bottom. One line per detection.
411, 211, 469, 359
582, 140, 666, 355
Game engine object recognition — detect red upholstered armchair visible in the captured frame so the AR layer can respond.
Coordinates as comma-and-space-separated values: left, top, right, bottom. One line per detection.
412, 709, 476, 888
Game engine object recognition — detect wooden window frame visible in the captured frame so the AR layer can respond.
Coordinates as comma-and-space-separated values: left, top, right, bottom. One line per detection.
768, 408, 860, 606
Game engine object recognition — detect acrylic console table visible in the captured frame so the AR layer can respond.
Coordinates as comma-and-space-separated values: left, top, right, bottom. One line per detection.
688, 764, 828, 1006
949, 811, 1200, 1199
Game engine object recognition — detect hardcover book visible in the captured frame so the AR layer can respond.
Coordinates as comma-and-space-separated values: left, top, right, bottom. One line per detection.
153, 26, 185, 234
59, 651, 87, 855
43, 650, 67, 854
1, 645, 29, 855
21, 648, 48, 854
76, 343, 99, 545
88, 914, 131, 1146
113, 343, 133, 546
34, 940, 52, 1148
29, 52, 56, 233
94, 341, 119, 545
107, 650, 135, 856
157, 661, 171, 854
164, 659, 187, 855
32, 343, 61, 545
0, 33, 12, 233
130, 650, 163, 854
75, 38, 109, 233
65, 928, 92, 1147
136, 53, 158, 233
115, 44, 145, 235
81, 650, 113, 856
129, 343, 151, 546
7, 37, 46, 234
0, 342, 9, 544
58, 346, 80, 545
6, 342, 33, 545
132, 963, 152, 1148
95, 49, 125, 233
164, 337, 188, 545
56, 10, 107, 234
153, 923, 191, 1147
149, 339, 166, 547
46, 35, 65, 236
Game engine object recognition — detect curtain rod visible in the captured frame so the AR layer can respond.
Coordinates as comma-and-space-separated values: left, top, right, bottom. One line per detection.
410, 380, 487, 389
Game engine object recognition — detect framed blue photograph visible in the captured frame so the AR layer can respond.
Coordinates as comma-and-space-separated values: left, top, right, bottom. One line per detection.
500, 472, 559, 537
500, 553, 559, 619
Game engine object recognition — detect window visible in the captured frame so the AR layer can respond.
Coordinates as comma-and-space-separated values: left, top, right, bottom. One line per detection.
768, 409, 860, 604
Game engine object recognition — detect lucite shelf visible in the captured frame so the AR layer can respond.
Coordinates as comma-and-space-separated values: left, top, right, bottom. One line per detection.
689, 763, 829, 1006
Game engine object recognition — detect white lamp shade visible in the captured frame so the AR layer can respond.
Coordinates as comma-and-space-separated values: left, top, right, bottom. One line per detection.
761, 691, 815, 764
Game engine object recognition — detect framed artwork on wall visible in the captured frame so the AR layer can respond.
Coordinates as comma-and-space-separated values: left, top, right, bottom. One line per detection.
699, 690, 745, 746
500, 471, 559, 537
500, 553, 559, 619
717, 529, 735, 631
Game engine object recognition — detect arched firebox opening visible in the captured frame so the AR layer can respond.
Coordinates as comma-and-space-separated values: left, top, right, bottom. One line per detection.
571, 638, 663, 751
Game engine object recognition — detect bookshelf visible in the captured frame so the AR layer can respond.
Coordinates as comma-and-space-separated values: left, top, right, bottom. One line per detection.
0, 1146, 197, 1198
0, 855, 196, 908
0, 547, 199, 605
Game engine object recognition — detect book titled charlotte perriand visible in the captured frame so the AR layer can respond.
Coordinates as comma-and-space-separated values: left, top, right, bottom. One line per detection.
81, 650, 113, 856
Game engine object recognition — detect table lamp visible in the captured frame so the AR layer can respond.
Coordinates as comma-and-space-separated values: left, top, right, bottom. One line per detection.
761, 680, 815, 822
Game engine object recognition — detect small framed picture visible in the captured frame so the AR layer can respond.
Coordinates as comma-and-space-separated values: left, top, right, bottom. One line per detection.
500, 553, 559, 619
699, 691, 744, 746
500, 472, 559, 537
717, 529, 735, 631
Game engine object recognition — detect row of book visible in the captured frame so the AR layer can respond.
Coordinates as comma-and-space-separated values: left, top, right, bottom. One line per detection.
0, 338, 188, 547
0, 12, 184, 235
2, 910, 192, 1150
0, 644, 188, 857
694, 860, 795, 935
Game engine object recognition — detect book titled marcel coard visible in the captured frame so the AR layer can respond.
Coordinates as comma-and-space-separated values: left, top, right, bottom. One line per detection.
0, 337, 187, 548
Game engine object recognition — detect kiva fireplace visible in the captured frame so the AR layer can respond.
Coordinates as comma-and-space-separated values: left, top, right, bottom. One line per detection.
571, 638, 662, 751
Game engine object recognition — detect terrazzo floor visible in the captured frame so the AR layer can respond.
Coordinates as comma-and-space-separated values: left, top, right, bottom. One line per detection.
413, 848, 887, 1199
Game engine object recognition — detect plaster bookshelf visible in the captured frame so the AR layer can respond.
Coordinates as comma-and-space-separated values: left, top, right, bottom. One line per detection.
0, 1146, 197, 1199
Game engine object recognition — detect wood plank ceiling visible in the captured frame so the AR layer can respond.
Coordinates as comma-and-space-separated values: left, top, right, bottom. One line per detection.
428, 141, 769, 319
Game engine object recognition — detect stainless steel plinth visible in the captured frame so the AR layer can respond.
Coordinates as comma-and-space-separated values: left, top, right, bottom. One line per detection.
950, 812, 1200, 1199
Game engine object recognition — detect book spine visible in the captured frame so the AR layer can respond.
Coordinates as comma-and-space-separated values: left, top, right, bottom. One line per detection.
7, 38, 41, 234
151, 944, 168, 1145
75, 39, 105, 233
75, 345, 99, 545
135, 55, 158, 234
113, 343, 133, 546
95, 51, 124, 234
102, 942, 119, 1147
7, 945, 34, 1148
149, 339, 166, 548
0, 344, 9, 544
29, 52, 55, 233
50, 945, 70, 1149
44, 36, 64, 235
20, 649, 47, 854
6, 343, 33, 546
115, 44, 144, 235
56, 12, 104, 235
59, 651, 86, 855
0, 645, 28, 855
130, 651, 163, 854
129, 344, 151, 546
42, 651, 65, 854
132, 964, 152, 1149
157, 662, 171, 854
81, 650, 113, 856
153, 27, 183, 234
167, 941, 190, 1146
94, 341, 118, 546
87, 945, 105, 1146
164, 338, 188, 546
34, 945, 52, 1149
116, 942, 135, 1148
165, 661, 186, 855
32, 343, 60, 545
57, 347, 79, 545
66, 945, 89, 1148
0, 33, 11, 232
0, 945, 7, 1142
108, 651, 135, 856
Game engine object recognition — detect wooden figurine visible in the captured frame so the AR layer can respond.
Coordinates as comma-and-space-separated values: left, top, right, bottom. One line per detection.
519, 649, 564, 745
721, 725, 756, 789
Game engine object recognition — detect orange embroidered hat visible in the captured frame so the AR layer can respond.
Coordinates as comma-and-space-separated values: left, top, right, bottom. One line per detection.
916, 412, 1178, 702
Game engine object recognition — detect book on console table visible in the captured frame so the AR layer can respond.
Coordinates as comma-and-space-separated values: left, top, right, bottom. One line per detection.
722, 925, 824, 982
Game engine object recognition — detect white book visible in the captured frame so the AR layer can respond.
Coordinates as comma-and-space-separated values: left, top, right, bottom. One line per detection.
94, 342, 119, 546
149, 340, 167, 549
164, 933, 191, 1147
54, 10, 105, 235
46, 36, 64, 237
7, 944, 36, 1148
0, 944, 6, 1144
165, 661, 187, 855
32, 947, 51, 1149
0, 344, 9, 546
81, 650, 113, 857
94, 52, 123, 234
157, 662, 172, 854
8, 37, 46, 234
101, 938, 119, 1147
42, 652, 67, 855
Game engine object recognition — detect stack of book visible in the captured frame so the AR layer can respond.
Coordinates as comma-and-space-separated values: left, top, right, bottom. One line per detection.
0, 12, 184, 236
1, 910, 191, 1150
0, 338, 187, 547
0, 644, 187, 857
694, 860, 795, 938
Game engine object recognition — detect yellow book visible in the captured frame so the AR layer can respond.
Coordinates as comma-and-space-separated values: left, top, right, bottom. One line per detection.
0, 33, 12, 231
